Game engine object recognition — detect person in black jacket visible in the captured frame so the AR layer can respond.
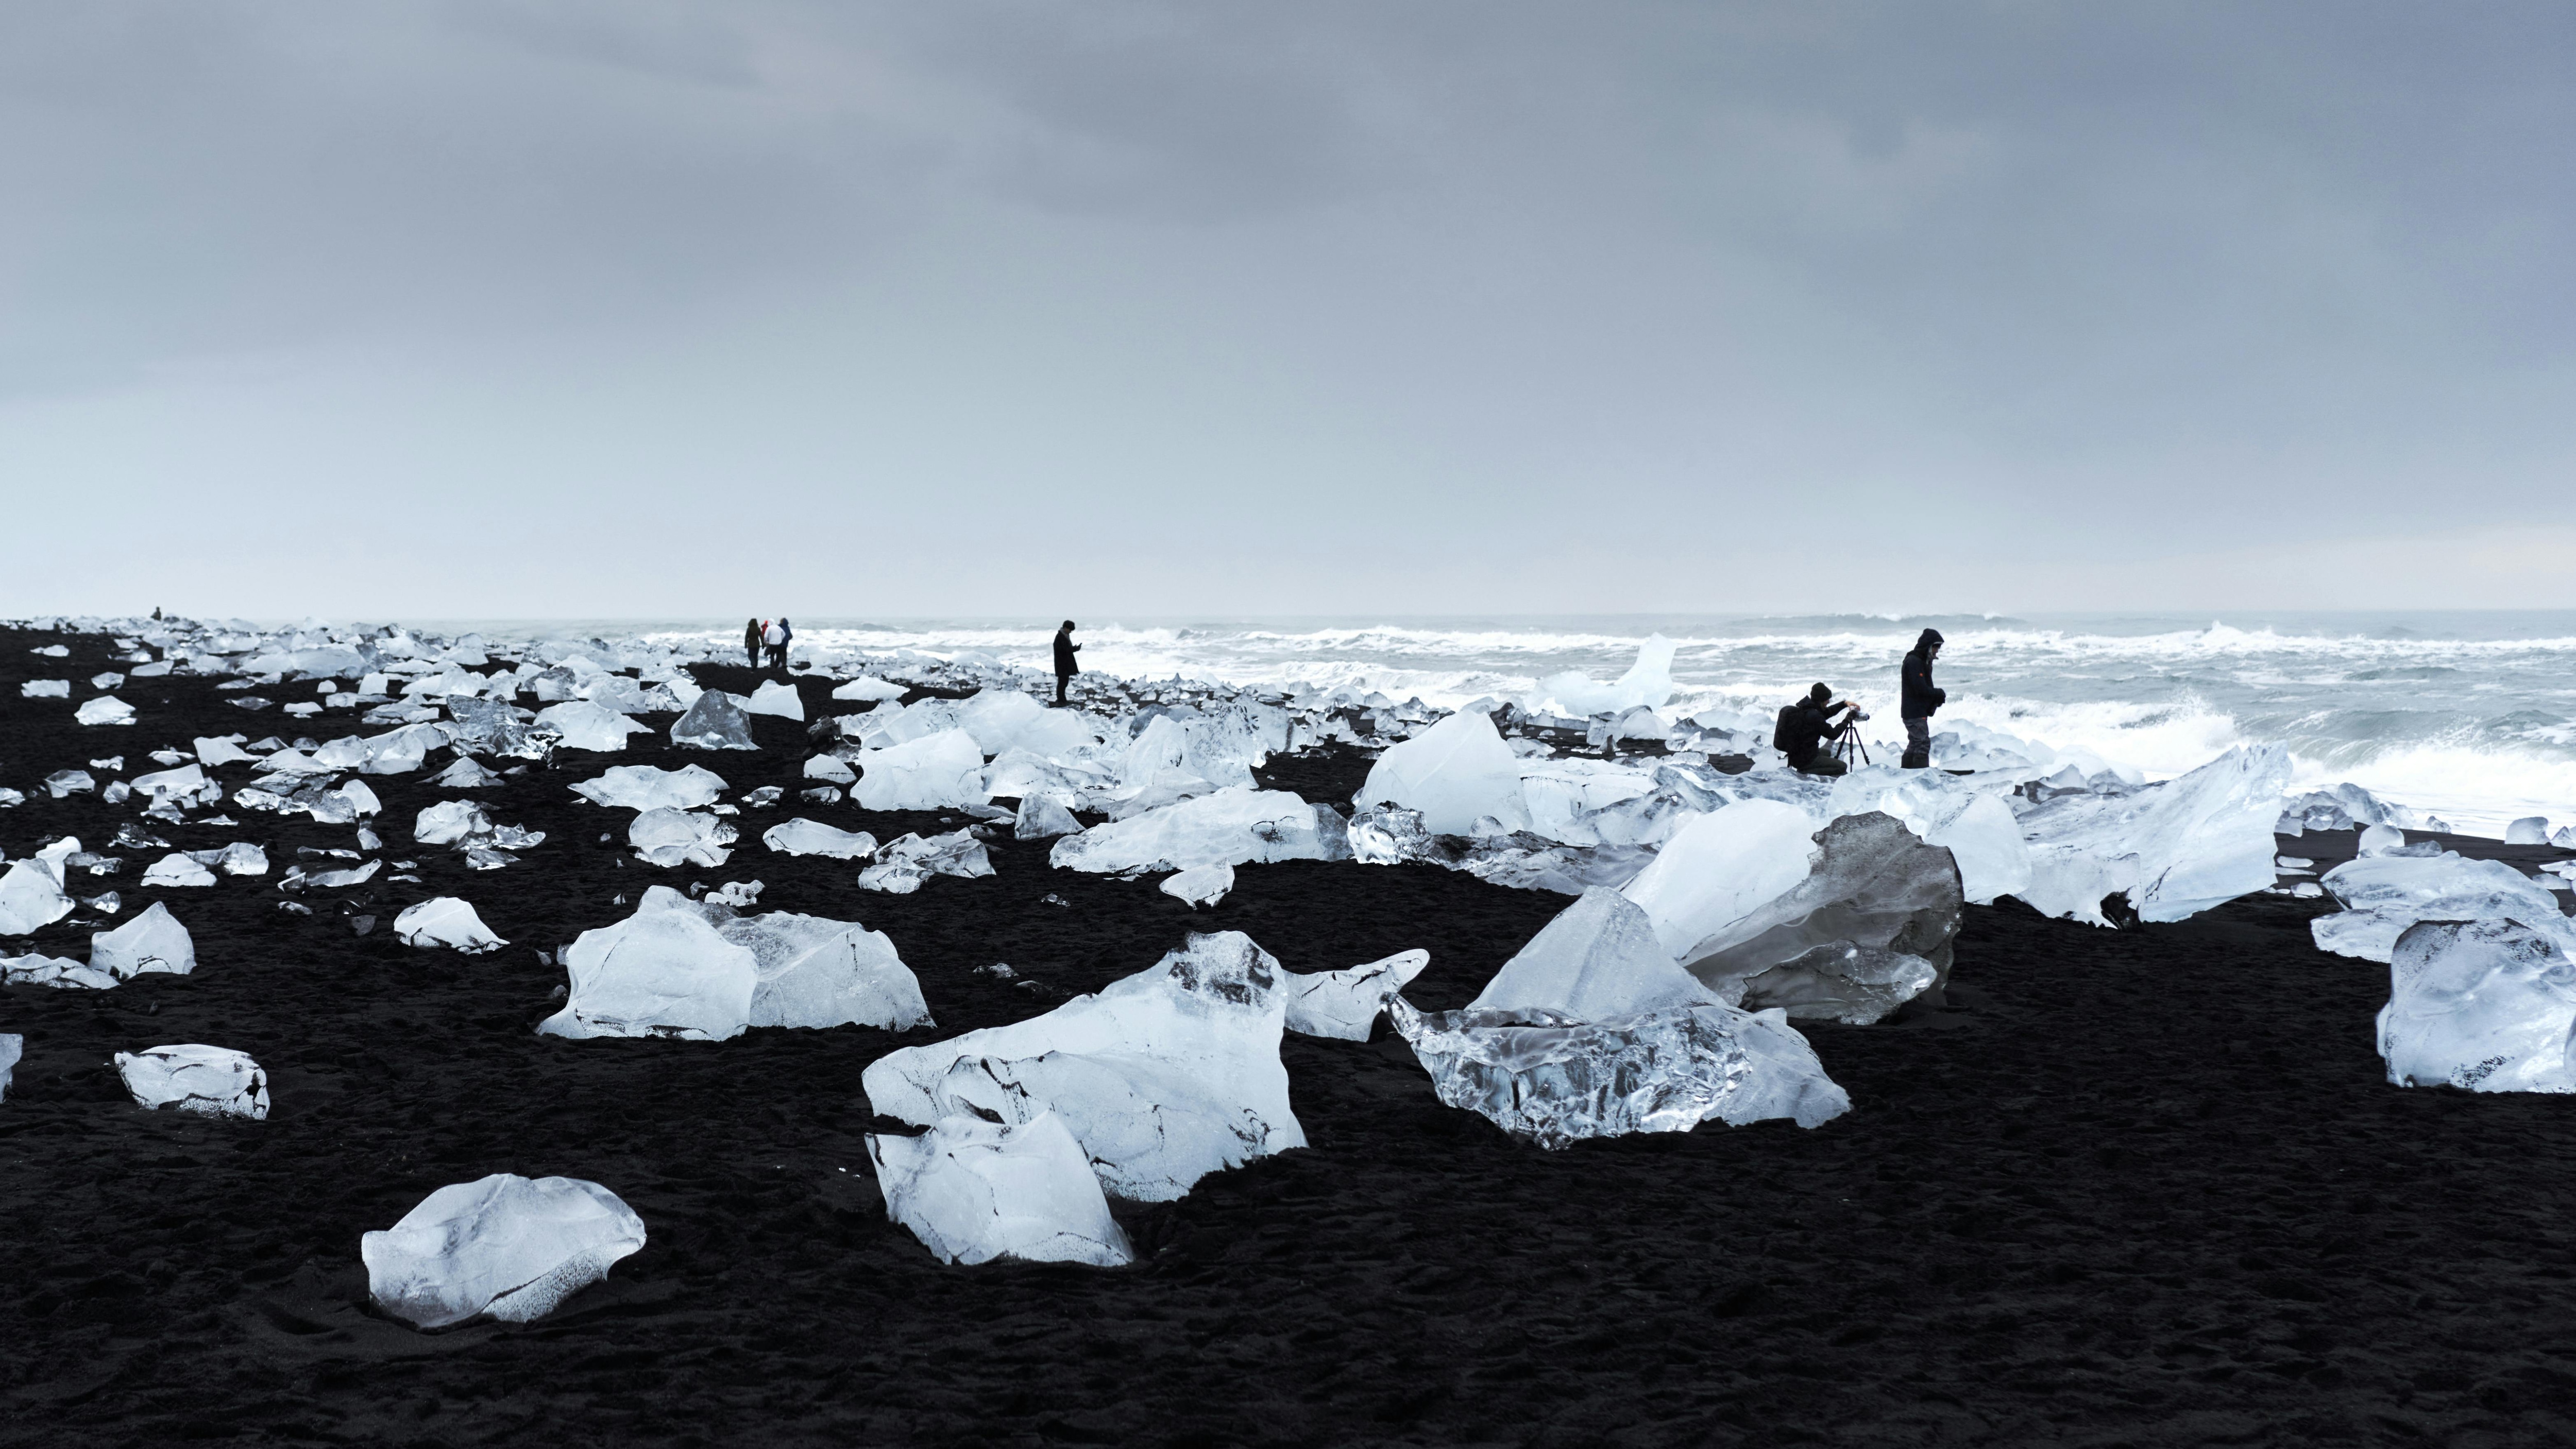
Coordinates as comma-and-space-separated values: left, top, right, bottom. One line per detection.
743, 618, 762, 669
1052, 620, 1081, 705
1773, 682, 1861, 776
1900, 627, 1945, 769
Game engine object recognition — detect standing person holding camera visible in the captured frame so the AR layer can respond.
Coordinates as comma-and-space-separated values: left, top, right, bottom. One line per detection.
1901, 628, 1945, 769
1773, 683, 1863, 777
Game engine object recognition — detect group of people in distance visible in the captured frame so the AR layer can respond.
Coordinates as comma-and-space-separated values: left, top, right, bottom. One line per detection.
743, 617, 793, 671
1773, 627, 1947, 777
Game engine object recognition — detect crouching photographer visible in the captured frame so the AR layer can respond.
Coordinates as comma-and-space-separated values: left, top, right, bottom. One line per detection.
1772, 682, 1865, 777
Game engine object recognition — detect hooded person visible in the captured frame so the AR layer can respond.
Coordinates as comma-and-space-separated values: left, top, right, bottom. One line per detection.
1900, 628, 1946, 769
1052, 620, 1081, 706
1772, 681, 1859, 777
762, 618, 788, 671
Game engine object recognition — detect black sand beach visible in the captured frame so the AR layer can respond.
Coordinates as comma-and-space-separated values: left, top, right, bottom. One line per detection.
7, 626, 2576, 1447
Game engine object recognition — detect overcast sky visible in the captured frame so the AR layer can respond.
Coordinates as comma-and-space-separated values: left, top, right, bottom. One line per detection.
4, 1, 2571, 620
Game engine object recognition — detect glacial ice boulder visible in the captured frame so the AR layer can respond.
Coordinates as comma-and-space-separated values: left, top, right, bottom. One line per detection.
414, 800, 494, 846
571, 764, 728, 812
745, 680, 806, 721
956, 688, 1047, 755
856, 830, 993, 894
20, 679, 68, 698
1013, 795, 1082, 841
1388, 996, 1849, 1149
1281, 948, 1430, 1041
1, 952, 115, 989
1353, 709, 1531, 837
141, 854, 217, 888
862, 931, 1304, 1201
2378, 919, 2576, 1092
362, 1174, 648, 1329
90, 902, 196, 979
671, 691, 758, 750
115, 1044, 268, 1118
868, 1112, 1134, 1268
802, 754, 857, 785
1720, 943, 1940, 1027
1160, 862, 1234, 908
0, 859, 76, 935
629, 809, 738, 868
393, 898, 507, 954
703, 900, 933, 1031
1050, 788, 1346, 873
537, 906, 757, 1041
853, 728, 988, 811
2506, 817, 2552, 846
129, 763, 208, 800
534, 701, 651, 752
761, 817, 879, 859
76, 696, 137, 726
1663, 812, 1962, 1006
1621, 800, 1822, 960
2016, 745, 2293, 925
194, 736, 256, 767
2313, 852, 2576, 962
1473, 888, 1731, 1019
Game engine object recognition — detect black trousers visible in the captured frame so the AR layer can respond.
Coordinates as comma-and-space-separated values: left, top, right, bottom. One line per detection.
1055, 672, 1074, 704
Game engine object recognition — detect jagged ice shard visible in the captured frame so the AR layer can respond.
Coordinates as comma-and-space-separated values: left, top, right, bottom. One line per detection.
671, 691, 758, 750
0, 858, 75, 934
862, 931, 1304, 1201
2378, 919, 2576, 1093
1281, 949, 1430, 1041
90, 903, 196, 980
538, 904, 757, 1041
868, 1112, 1135, 1268
363, 1174, 648, 1329
535, 702, 651, 752
394, 898, 507, 954
1352, 709, 1530, 836
2312, 852, 2576, 963
571, 764, 728, 812
761, 818, 879, 859
629, 809, 737, 868
1050, 788, 1348, 873
2016, 745, 2293, 925
116, 1044, 269, 1118
853, 728, 987, 811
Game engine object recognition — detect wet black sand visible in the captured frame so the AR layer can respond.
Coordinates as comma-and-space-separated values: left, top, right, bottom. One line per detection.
7, 627, 2576, 1446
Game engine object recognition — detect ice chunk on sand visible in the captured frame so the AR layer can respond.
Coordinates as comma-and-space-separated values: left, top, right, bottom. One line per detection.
803, 754, 857, 784
2506, 817, 2552, 846
863, 931, 1304, 1201
761, 817, 879, 859
1050, 788, 1344, 873
1388, 996, 1849, 1149
868, 1112, 1134, 1267
362, 1174, 647, 1329
571, 763, 729, 811
2313, 852, 2576, 962
671, 690, 758, 750
1621, 800, 1820, 959
629, 809, 738, 868
535, 701, 651, 752
2, 952, 115, 989
2017, 745, 2293, 925
719, 905, 932, 1031
20, 680, 68, 698
76, 696, 136, 726
1281, 949, 1430, 1041
141, 853, 217, 888
0, 1033, 18, 1100
856, 830, 992, 894
414, 800, 494, 845
1160, 862, 1234, 908
745, 680, 805, 720
853, 728, 987, 811
538, 905, 756, 1041
431, 757, 503, 789
1475, 888, 1731, 1018
1352, 710, 1531, 836
90, 902, 196, 979
194, 736, 255, 767
128, 763, 206, 799
115, 1044, 268, 1118
0, 858, 75, 934
832, 675, 907, 702
2378, 918, 2576, 1092
43, 769, 95, 798
394, 898, 507, 954
2358, 823, 2408, 856
1014, 795, 1081, 840
1665, 812, 1962, 1009
956, 688, 1046, 755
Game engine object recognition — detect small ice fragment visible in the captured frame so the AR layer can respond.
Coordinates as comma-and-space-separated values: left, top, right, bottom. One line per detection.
2505, 816, 2551, 846
760, 818, 878, 859
140, 854, 218, 888
115, 1044, 268, 1118
90, 902, 196, 978
362, 1174, 647, 1329
1160, 862, 1234, 908
76, 696, 138, 726
1280, 949, 1429, 1041
393, 897, 507, 953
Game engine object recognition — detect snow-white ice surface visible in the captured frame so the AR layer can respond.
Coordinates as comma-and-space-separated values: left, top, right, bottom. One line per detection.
538, 904, 757, 1041
682, 895, 931, 1031
760, 817, 879, 859
115, 1043, 268, 1118
362, 1174, 648, 1329
2015, 746, 2292, 925
1013, 795, 1082, 840
76, 696, 135, 726
868, 1112, 1134, 1267
2312, 852, 2576, 962
1473, 888, 1730, 1018
413, 800, 494, 846
194, 736, 255, 767
535, 702, 651, 752
671, 690, 758, 750
833, 676, 908, 702
856, 830, 993, 894
570, 764, 729, 812
1160, 862, 1234, 908
90, 902, 196, 979
1281, 949, 1430, 1041
629, 808, 737, 868
863, 931, 1304, 1201
393, 898, 507, 954
853, 728, 987, 811
2378, 919, 2576, 1092
141, 853, 217, 888
0, 859, 75, 935
1353, 710, 1531, 836
745, 680, 805, 720
1050, 788, 1346, 873
1388, 997, 1848, 1149
1620, 800, 1821, 960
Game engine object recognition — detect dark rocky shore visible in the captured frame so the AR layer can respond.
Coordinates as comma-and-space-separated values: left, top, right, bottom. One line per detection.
6, 625, 2576, 1447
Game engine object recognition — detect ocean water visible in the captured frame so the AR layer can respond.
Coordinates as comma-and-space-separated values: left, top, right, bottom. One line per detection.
421, 612, 2576, 837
